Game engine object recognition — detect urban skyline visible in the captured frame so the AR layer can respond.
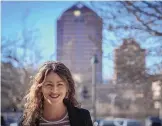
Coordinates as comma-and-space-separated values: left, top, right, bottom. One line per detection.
2, 1, 161, 82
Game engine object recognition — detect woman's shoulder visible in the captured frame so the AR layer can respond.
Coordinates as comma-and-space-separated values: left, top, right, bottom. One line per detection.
74, 107, 91, 116
73, 107, 93, 126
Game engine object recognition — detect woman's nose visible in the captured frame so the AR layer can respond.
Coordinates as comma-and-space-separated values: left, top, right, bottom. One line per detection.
51, 85, 58, 92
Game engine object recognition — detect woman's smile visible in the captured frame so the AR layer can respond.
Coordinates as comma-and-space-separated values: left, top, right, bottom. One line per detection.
49, 94, 60, 99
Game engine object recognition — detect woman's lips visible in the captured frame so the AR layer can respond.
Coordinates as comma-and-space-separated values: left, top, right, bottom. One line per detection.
49, 94, 60, 99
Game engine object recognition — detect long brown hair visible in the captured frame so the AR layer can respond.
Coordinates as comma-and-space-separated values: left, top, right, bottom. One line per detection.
22, 61, 79, 126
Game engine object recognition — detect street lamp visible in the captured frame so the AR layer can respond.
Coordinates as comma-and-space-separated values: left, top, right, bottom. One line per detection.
91, 54, 99, 122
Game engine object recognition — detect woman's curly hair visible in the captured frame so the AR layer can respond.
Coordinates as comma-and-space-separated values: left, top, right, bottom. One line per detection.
22, 61, 79, 126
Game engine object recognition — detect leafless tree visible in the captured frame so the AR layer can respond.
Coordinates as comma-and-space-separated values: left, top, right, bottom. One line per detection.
1, 9, 43, 111
88, 1, 162, 74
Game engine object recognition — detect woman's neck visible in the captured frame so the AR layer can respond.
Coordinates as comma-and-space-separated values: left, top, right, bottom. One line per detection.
42, 102, 67, 121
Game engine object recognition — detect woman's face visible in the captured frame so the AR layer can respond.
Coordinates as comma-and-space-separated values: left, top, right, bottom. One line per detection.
41, 72, 68, 105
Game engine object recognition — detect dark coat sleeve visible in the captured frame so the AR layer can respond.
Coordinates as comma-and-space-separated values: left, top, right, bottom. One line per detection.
85, 110, 93, 126
79, 108, 93, 126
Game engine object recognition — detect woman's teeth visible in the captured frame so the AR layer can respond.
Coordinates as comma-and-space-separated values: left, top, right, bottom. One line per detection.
50, 94, 59, 98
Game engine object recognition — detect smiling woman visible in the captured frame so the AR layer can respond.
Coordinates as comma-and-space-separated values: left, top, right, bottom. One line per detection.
18, 61, 93, 126
42, 72, 68, 106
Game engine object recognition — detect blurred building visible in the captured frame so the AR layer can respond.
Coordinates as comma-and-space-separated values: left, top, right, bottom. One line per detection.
94, 39, 162, 118
113, 38, 153, 115
114, 38, 146, 83
80, 39, 162, 119
56, 2, 103, 84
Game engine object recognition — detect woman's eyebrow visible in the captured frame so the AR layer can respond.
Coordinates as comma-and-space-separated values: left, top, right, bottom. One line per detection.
44, 81, 53, 83
57, 81, 64, 83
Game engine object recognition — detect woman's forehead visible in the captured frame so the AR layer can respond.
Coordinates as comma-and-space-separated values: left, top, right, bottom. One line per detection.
44, 72, 67, 83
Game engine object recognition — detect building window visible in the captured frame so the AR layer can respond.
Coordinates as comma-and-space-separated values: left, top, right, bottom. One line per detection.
74, 17, 84, 23
73, 9, 84, 23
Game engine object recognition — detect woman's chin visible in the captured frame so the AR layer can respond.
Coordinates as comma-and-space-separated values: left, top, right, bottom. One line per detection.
46, 98, 63, 105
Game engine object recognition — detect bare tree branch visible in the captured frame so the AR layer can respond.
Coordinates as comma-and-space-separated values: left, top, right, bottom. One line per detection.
126, 1, 162, 19
143, 1, 162, 15
121, 2, 162, 36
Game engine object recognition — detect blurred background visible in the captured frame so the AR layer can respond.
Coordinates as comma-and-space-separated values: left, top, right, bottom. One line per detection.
1, 1, 162, 126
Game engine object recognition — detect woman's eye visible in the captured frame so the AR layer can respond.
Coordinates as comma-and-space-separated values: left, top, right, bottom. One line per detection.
46, 84, 52, 87
58, 83, 63, 86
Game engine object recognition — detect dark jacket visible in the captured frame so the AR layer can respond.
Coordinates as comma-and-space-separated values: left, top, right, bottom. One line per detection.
18, 99, 93, 126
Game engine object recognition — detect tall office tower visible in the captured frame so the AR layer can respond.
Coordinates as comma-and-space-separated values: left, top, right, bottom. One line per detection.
57, 2, 103, 84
